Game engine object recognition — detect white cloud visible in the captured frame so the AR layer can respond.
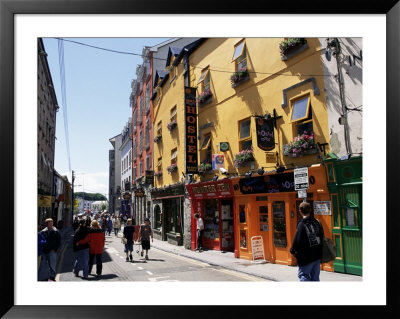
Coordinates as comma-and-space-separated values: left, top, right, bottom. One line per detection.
64, 171, 109, 199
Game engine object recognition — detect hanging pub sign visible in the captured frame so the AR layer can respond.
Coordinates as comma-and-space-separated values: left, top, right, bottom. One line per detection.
134, 188, 145, 197
184, 87, 198, 174
145, 170, 154, 186
255, 117, 275, 151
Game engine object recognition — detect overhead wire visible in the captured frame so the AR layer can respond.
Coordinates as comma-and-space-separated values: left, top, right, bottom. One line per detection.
57, 39, 72, 172
52, 37, 337, 78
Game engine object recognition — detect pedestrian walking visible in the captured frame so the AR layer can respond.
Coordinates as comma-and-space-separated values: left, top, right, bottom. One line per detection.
107, 216, 113, 236
77, 220, 105, 278
38, 230, 46, 270
101, 216, 107, 233
113, 216, 121, 236
139, 218, 153, 260
194, 213, 204, 252
72, 216, 79, 232
38, 218, 61, 281
290, 201, 324, 281
85, 216, 91, 228
122, 218, 135, 262
72, 219, 90, 279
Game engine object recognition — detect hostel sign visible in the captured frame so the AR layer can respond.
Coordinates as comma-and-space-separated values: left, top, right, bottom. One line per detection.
184, 87, 198, 174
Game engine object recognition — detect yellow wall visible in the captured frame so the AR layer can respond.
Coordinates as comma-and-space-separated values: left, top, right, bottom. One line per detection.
153, 61, 186, 188
188, 38, 329, 180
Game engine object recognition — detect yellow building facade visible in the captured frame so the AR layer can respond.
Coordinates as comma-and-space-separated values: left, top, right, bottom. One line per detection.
187, 38, 332, 270
153, 38, 334, 270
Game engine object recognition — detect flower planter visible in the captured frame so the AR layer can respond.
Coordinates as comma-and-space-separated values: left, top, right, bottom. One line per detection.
198, 96, 213, 107
198, 162, 213, 174
280, 38, 308, 61
231, 68, 250, 88
231, 75, 250, 88
167, 165, 177, 173
233, 147, 254, 168
235, 160, 254, 168
167, 121, 177, 132
197, 90, 213, 107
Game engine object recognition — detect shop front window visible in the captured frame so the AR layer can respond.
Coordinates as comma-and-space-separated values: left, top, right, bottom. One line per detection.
165, 197, 182, 234
154, 204, 161, 229
272, 201, 287, 247
204, 199, 219, 240
240, 230, 247, 248
259, 206, 269, 232
239, 204, 246, 223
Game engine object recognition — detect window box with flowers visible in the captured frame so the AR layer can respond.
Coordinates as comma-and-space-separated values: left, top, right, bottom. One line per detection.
197, 89, 213, 107
198, 162, 212, 174
284, 131, 318, 158
167, 120, 177, 132
231, 67, 250, 88
154, 134, 162, 143
279, 38, 308, 61
154, 171, 163, 178
166, 163, 178, 173
233, 146, 254, 168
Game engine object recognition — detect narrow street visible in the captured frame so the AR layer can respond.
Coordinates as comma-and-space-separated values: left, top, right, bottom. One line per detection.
57, 229, 266, 282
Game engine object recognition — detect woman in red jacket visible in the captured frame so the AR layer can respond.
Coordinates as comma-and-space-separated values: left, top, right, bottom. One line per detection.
77, 220, 105, 277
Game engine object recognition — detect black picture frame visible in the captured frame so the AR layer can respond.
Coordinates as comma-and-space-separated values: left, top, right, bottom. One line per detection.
1, 0, 399, 318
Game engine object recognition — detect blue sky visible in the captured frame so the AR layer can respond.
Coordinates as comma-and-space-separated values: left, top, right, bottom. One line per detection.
43, 37, 169, 198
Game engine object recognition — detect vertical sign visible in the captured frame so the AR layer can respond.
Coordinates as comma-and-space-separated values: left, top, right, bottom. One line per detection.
294, 167, 309, 190
255, 117, 275, 151
185, 87, 198, 174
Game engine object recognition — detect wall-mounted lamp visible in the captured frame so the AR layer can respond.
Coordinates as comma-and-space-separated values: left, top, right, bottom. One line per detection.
264, 113, 272, 119
276, 166, 285, 174
257, 167, 265, 176
219, 167, 229, 176
212, 175, 219, 181
245, 171, 252, 179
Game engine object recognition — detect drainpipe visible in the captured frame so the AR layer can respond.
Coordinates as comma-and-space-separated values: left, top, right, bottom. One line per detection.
334, 38, 353, 156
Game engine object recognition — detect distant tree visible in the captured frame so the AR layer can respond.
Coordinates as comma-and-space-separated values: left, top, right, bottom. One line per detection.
74, 192, 107, 201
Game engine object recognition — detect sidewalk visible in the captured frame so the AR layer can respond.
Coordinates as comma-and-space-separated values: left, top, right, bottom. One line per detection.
150, 238, 362, 282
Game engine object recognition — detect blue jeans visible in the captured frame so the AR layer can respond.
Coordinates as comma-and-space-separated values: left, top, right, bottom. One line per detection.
114, 228, 119, 236
73, 248, 89, 278
38, 251, 57, 281
298, 259, 321, 281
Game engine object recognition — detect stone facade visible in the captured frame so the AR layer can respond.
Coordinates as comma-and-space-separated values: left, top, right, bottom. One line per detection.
37, 38, 59, 226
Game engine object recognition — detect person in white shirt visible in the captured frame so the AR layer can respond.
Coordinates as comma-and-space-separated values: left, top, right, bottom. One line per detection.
194, 213, 204, 252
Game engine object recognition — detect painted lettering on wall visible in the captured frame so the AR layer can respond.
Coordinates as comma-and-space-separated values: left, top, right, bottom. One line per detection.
238, 173, 295, 194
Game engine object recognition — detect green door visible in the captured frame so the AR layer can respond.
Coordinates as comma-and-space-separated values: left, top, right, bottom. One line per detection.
337, 185, 362, 275
325, 156, 362, 276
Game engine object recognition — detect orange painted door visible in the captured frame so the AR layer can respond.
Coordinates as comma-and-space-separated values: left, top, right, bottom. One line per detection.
237, 197, 251, 260
254, 202, 272, 262
271, 198, 290, 265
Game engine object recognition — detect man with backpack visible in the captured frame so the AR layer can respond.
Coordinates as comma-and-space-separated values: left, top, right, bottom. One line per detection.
290, 202, 324, 281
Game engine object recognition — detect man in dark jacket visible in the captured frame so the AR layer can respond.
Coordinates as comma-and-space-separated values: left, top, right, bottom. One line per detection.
72, 219, 90, 278
290, 202, 324, 281
38, 218, 61, 281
